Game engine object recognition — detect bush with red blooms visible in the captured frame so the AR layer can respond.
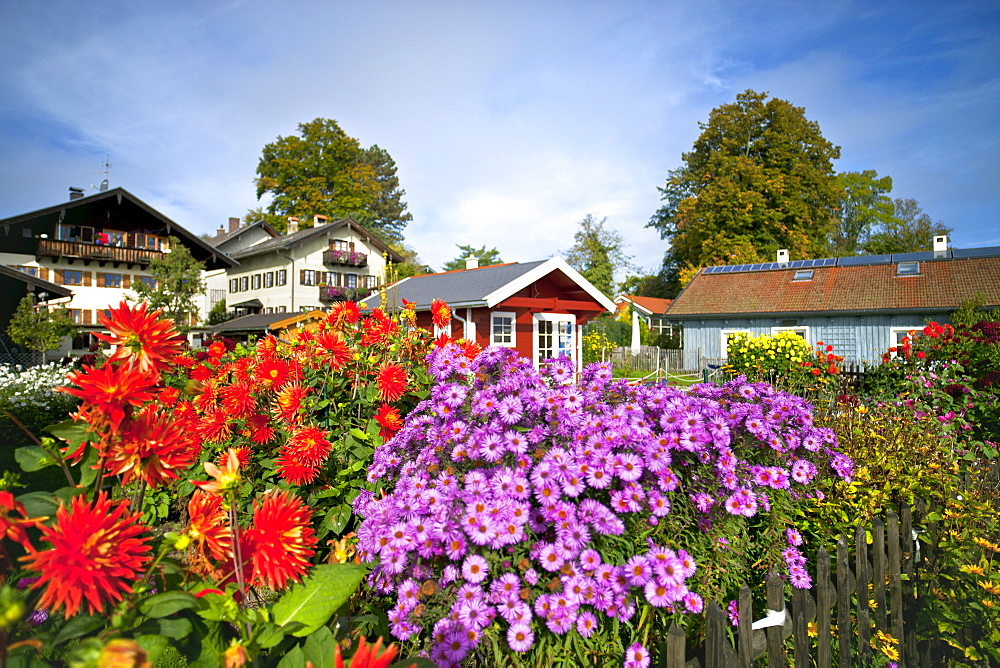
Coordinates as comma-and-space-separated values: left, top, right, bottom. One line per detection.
0, 300, 432, 666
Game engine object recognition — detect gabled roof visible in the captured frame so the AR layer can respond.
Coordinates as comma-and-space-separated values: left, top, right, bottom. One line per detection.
667, 251, 1000, 318
615, 295, 673, 316
0, 187, 236, 271
0, 265, 73, 299
208, 310, 327, 334
230, 217, 403, 263
209, 219, 279, 248
364, 257, 616, 312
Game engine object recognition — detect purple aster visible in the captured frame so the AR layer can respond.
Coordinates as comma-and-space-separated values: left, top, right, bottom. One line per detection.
576, 610, 598, 638
624, 555, 653, 586
786, 528, 803, 546
683, 591, 704, 613
497, 396, 524, 425
507, 623, 535, 652
624, 642, 651, 668
462, 554, 489, 583
456, 597, 492, 630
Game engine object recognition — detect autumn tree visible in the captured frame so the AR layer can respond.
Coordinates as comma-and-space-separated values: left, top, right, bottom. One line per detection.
131, 238, 206, 332
564, 214, 633, 297
7, 295, 78, 362
440, 245, 504, 272
251, 118, 411, 244
649, 90, 842, 291
832, 170, 897, 256
864, 198, 952, 255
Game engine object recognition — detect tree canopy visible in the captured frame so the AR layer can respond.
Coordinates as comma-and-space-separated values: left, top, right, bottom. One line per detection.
832, 170, 897, 256
649, 90, 842, 291
7, 295, 78, 358
251, 118, 412, 244
564, 214, 633, 298
864, 198, 952, 255
131, 239, 206, 332
440, 245, 504, 272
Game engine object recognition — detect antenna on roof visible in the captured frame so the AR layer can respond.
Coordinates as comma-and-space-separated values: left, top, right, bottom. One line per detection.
88, 155, 112, 191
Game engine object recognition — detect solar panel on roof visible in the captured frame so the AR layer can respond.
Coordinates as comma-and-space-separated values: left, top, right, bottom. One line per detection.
891, 251, 936, 262
820, 258, 837, 266
787, 259, 807, 269
836, 254, 892, 267
952, 246, 1000, 259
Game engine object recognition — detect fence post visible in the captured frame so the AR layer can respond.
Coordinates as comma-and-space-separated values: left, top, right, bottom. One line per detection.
837, 536, 854, 667
705, 602, 726, 668
873, 517, 888, 633
887, 510, 905, 667
766, 571, 785, 668
856, 526, 873, 665
816, 547, 834, 668
666, 620, 686, 668
738, 585, 752, 667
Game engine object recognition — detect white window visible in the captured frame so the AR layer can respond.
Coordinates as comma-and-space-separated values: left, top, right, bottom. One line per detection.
276, 270, 287, 286
533, 313, 576, 367
770, 326, 810, 344
888, 327, 922, 357
720, 329, 752, 360
792, 269, 814, 281
491, 311, 516, 347
239, 276, 249, 291
264, 272, 274, 288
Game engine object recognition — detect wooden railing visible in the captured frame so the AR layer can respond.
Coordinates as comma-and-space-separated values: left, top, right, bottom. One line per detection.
37, 239, 163, 266
322, 249, 367, 267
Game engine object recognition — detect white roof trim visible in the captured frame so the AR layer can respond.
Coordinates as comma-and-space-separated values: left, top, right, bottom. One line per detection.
483, 257, 616, 311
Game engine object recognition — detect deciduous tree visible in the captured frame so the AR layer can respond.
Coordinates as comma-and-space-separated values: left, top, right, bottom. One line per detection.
131, 239, 206, 332
649, 90, 842, 291
564, 214, 633, 298
251, 119, 411, 244
440, 245, 504, 272
7, 295, 78, 361
832, 170, 896, 256
864, 198, 952, 255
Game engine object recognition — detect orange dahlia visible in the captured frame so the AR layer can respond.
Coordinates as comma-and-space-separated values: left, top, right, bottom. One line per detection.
95, 301, 185, 378
186, 490, 231, 562
285, 425, 332, 466
243, 490, 316, 590
104, 409, 197, 488
328, 301, 362, 328
275, 453, 320, 486
242, 413, 276, 445
316, 331, 353, 370
61, 363, 157, 433
274, 383, 309, 424
220, 381, 257, 419
430, 299, 451, 329
376, 363, 408, 403
374, 404, 403, 439
1, 491, 41, 554
255, 358, 295, 391
21, 492, 151, 618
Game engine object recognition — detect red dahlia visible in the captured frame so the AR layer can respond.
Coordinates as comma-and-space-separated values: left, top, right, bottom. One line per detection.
104, 409, 197, 488
377, 363, 408, 403
186, 490, 231, 562
95, 301, 185, 378
21, 493, 151, 618
243, 490, 317, 590
61, 363, 157, 434
430, 299, 451, 329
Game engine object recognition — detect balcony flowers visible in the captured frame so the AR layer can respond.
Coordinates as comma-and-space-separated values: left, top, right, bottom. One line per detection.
320, 285, 368, 302
326, 249, 367, 267
355, 345, 852, 666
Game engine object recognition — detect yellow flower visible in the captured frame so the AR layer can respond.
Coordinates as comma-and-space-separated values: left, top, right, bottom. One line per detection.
979, 581, 1000, 595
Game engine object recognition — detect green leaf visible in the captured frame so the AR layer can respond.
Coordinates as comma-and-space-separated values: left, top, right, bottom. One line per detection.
323, 504, 353, 535
271, 563, 368, 637
393, 658, 437, 668
79, 445, 100, 486
15, 446, 56, 472
139, 591, 199, 618
16, 491, 60, 519
302, 626, 337, 665
134, 634, 170, 664
44, 418, 90, 445
137, 616, 193, 639
53, 614, 104, 645
276, 645, 306, 668
349, 428, 369, 441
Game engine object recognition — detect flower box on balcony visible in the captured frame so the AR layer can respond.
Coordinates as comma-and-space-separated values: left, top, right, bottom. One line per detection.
322, 249, 368, 267
319, 285, 369, 302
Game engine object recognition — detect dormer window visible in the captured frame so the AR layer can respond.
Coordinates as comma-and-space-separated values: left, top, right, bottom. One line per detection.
792, 269, 813, 281
897, 261, 920, 276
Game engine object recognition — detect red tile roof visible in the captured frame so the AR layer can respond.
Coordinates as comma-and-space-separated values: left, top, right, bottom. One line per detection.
620, 295, 674, 315
667, 256, 1000, 317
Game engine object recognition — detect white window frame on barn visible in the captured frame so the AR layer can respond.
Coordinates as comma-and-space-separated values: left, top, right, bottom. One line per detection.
770, 326, 811, 344
888, 326, 923, 358
719, 329, 752, 360
532, 313, 576, 368
490, 311, 517, 347
434, 322, 452, 339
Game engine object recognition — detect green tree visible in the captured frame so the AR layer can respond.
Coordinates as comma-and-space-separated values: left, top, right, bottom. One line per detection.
832, 170, 896, 256
6, 294, 78, 361
251, 118, 411, 244
131, 238, 206, 332
564, 214, 633, 297
649, 90, 842, 291
863, 198, 952, 255
440, 245, 504, 272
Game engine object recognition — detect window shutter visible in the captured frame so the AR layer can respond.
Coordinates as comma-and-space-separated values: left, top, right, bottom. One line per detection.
39, 267, 49, 281
123, 274, 130, 289
96, 273, 106, 288
83, 310, 92, 325
82, 271, 92, 287
300, 269, 306, 285
53, 269, 63, 284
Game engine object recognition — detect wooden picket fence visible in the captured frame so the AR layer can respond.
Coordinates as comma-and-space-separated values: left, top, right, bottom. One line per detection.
663, 508, 923, 667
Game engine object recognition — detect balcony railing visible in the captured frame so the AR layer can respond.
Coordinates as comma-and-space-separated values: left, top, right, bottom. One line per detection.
37, 239, 164, 266
318, 285, 372, 303
322, 249, 367, 267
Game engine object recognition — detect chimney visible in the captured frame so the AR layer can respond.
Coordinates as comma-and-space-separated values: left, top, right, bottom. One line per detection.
217, 225, 225, 236
228, 217, 240, 233
69, 187, 85, 200
313, 214, 329, 227
287, 217, 299, 234
933, 234, 949, 253
465, 255, 479, 270
776, 249, 789, 264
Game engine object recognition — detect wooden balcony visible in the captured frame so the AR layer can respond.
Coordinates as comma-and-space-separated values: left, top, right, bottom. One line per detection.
318, 285, 371, 303
322, 249, 368, 267
37, 239, 163, 266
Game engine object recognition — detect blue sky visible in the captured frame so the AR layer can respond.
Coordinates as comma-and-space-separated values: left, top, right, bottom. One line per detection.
1, 1, 997, 275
